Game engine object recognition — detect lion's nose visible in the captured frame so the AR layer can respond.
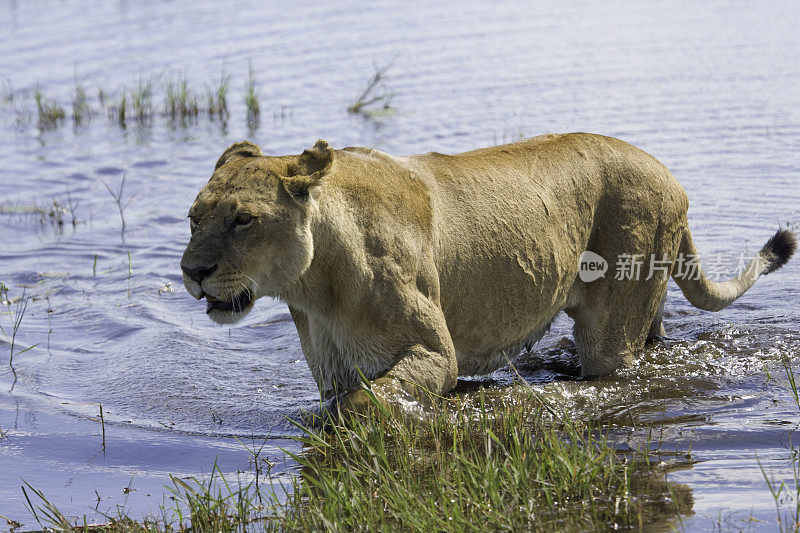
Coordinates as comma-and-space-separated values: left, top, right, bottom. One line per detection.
182, 263, 218, 284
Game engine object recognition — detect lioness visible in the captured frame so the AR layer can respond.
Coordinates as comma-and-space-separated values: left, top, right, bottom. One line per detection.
181, 134, 795, 411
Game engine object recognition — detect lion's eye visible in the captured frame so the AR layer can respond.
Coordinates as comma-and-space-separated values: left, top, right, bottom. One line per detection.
188, 215, 198, 234
234, 214, 255, 231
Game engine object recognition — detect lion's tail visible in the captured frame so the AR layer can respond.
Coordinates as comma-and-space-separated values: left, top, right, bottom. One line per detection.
672, 227, 796, 312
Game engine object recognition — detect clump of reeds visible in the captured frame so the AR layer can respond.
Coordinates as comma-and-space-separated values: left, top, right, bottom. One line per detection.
165, 75, 199, 121
244, 60, 260, 125
96, 85, 108, 108
1, 80, 32, 125
131, 77, 153, 122
1, 79, 14, 105
71, 82, 91, 125
71, 70, 92, 125
205, 69, 231, 119
104, 87, 129, 126
37, 199, 66, 227
0, 197, 76, 229
33, 83, 65, 128
347, 58, 396, 116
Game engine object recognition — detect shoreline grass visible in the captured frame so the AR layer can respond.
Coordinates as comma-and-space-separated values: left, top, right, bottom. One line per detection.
13, 390, 690, 531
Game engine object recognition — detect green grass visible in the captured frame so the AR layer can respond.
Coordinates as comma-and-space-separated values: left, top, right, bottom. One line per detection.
131, 77, 154, 122
205, 68, 231, 118
14, 389, 687, 531
107, 91, 127, 126
275, 391, 684, 531
244, 60, 260, 123
10, 63, 283, 130
165, 75, 199, 120
34, 83, 65, 127
72, 74, 92, 125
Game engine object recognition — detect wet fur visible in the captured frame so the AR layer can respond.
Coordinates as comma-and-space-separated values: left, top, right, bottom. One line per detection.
181, 133, 795, 411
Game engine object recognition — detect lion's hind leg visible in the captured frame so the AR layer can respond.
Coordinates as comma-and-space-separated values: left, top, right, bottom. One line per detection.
567, 228, 679, 377
569, 299, 635, 378
569, 281, 666, 377
646, 290, 668, 344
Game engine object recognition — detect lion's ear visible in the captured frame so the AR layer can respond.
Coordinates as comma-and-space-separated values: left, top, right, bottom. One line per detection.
281, 173, 324, 206
281, 140, 333, 207
297, 139, 334, 179
214, 141, 264, 170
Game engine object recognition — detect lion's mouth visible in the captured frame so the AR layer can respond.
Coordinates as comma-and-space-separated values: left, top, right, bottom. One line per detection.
205, 289, 254, 314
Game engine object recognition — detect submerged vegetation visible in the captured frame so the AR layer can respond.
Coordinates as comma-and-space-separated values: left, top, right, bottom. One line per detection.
1, 57, 400, 132
14, 390, 690, 531
165, 75, 199, 121
131, 77, 154, 123
71, 81, 91, 126
4, 63, 261, 132
205, 68, 231, 119
244, 60, 260, 129
33, 83, 65, 128
0, 196, 78, 231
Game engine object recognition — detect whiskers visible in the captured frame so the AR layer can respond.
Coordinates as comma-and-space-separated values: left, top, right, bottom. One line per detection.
232, 274, 256, 313
241, 273, 259, 293
225, 290, 241, 313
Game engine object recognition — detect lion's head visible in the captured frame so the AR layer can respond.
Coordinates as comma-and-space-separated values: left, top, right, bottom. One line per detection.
180, 139, 333, 324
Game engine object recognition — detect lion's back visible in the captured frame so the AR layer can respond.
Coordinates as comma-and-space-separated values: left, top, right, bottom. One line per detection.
405, 133, 689, 370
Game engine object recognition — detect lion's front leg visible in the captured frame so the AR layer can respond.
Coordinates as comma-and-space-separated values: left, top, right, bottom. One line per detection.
339, 294, 458, 416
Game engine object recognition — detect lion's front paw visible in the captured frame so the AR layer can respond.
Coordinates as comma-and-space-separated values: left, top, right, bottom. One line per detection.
337, 388, 388, 418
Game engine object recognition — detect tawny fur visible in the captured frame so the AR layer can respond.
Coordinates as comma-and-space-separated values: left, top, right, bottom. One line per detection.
180, 133, 795, 411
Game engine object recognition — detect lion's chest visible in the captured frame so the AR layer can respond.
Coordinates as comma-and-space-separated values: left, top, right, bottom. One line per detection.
305, 315, 395, 395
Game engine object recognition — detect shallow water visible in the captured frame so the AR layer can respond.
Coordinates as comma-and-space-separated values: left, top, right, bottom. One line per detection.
1, 0, 799, 529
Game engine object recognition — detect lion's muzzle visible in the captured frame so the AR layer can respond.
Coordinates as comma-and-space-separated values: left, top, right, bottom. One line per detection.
205, 289, 254, 314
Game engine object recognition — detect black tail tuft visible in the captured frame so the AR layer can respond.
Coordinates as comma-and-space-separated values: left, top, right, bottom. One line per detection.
760, 228, 797, 275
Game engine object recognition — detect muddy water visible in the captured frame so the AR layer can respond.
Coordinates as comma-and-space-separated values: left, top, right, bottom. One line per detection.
1, 0, 799, 529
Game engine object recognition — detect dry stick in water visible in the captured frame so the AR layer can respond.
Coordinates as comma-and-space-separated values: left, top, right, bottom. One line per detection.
102, 171, 137, 240
99, 402, 105, 450
62, 401, 106, 450
347, 57, 397, 114
64, 182, 78, 227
